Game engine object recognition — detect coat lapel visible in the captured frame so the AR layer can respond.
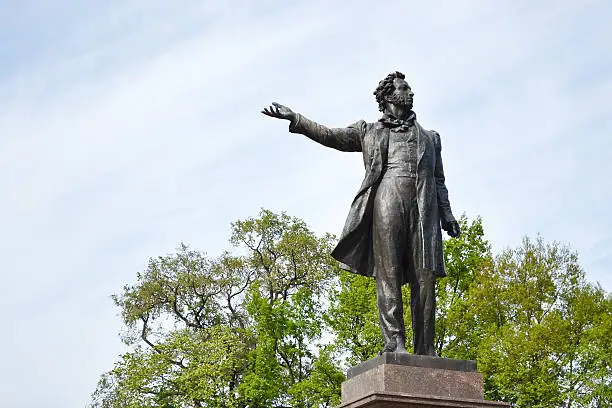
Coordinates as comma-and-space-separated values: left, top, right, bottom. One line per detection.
354, 124, 388, 198
377, 124, 389, 169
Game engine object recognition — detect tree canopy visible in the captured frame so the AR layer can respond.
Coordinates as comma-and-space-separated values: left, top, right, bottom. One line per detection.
91, 210, 611, 408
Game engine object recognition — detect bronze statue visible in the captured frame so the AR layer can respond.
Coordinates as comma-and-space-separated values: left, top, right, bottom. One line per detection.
262, 71, 460, 356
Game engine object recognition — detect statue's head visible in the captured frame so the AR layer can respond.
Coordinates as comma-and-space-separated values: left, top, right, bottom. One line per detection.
374, 71, 414, 115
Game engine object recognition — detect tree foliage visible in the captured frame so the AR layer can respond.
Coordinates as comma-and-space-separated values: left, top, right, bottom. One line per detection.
91, 210, 343, 408
91, 211, 611, 408
465, 237, 611, 407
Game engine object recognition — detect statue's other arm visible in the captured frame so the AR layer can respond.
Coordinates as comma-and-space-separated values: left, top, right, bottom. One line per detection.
289, 113, 364, 152
431, 131, 456, 225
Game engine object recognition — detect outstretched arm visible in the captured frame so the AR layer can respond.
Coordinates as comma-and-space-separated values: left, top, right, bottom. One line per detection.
262, 102, 363, 152
431, 130, 460, 237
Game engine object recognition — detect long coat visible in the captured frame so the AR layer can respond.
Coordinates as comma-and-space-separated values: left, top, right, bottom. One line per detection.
289, 114, 456, 282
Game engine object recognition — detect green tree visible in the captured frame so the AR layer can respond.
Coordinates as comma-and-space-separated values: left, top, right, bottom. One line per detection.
90, 245, 253, 408
325, 270, 381, 366
92, 211, 610, 408
435, 215, 492, 357
230, 210, 343, 408
465, 237, 612, 407
90, 210, 343, 408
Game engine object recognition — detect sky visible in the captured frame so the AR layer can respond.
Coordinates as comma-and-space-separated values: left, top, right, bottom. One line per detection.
0, 1, 611, 406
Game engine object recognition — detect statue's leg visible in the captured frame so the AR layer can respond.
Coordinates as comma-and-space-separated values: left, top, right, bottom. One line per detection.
411, 268, 437, 356
409, 279, 422, 354
405, 191, 437, 355
419, 269, 437, 356
372, 175, 414, 353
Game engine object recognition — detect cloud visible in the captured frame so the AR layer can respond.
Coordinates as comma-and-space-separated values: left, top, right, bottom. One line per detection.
1, 1, 611, 406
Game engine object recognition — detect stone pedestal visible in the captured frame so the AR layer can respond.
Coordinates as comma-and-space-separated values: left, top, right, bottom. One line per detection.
339, 353, 509, 408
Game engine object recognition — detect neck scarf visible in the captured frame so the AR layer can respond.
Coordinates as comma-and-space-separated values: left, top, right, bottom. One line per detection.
378, 111, 416, 132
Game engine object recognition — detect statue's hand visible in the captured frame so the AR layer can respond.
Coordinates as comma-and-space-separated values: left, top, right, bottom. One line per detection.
261, 102, 296, 121
442, 220, 461, 238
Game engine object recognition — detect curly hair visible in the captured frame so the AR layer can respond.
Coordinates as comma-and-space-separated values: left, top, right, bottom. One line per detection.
373, 71, 406, 112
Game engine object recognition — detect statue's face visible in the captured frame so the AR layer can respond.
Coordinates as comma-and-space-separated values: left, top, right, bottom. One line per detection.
386, 78, 414, 110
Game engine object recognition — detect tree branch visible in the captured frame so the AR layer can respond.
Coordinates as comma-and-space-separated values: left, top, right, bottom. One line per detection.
171, 285, 202, 329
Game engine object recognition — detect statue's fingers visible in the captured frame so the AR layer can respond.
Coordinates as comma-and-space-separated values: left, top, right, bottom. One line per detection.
272, 102, 280, 108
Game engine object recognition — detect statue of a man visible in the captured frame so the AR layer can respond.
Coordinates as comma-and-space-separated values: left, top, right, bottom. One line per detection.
262, 71, 460, 356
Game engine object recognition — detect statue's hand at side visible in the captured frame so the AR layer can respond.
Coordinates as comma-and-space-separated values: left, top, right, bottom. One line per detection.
442, 220, 461, 238
261, 102, 296, 122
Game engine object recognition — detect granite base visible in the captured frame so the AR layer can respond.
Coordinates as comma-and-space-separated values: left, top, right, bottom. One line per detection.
340, 353, 509, 408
